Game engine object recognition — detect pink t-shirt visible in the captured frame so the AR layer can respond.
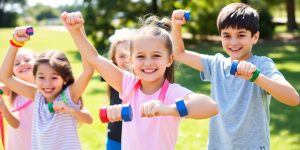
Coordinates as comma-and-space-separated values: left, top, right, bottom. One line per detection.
120, 72, 192, 150
6, 95, 33, 150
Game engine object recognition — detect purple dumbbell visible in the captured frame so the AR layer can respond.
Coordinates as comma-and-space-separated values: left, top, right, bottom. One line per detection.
26, 26, 34, 36
184, 11, 191, 21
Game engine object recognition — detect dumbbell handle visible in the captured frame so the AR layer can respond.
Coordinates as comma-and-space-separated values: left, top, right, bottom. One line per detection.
184, 11, 191, 21
99, 104, 133, 123
0, 89, 3, 95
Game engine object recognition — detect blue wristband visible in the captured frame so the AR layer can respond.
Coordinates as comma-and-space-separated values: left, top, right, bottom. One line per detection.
175, 99, 188, 117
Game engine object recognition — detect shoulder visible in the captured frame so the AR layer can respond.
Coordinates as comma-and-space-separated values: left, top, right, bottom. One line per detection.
165, 83, 192, 103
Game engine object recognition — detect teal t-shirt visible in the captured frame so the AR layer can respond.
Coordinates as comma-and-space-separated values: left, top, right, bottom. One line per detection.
200, 53, 284, 150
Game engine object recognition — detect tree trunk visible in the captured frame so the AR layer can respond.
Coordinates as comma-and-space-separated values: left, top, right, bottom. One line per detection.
241, 0, 249, 4
286, 0, 298, 30
152, 0, 158, 14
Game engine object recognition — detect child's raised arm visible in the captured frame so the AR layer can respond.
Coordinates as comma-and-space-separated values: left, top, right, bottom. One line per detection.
69, 26, 95, 104
61, 12, 124, 93
171, 10, 205, 72
0, 27, 36, 100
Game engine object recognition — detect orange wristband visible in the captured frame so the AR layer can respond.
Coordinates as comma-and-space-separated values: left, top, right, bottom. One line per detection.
11, 37, 25, 47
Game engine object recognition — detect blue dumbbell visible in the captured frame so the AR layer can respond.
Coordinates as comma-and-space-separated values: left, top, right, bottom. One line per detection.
26, 26, 34, 36
184, 11, 191, 21
99, 104, 133, 123
230, 60, 239, 75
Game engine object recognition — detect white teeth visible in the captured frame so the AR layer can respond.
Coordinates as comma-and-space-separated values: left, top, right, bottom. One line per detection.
20, 68, 30, 73
143, 69, 156, 73
230, 48, 241, 51
44, 88, 53, 93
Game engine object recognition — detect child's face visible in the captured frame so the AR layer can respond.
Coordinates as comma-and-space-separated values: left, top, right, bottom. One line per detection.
115, 42, 130, 70
131, 36, 173, 83
13, 51, 35, 82
35, 64, 64, 101
220, 27, 259, 60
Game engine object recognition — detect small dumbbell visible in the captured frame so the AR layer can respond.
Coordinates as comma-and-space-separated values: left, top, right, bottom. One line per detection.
26, 26, 34, 36
0, 89, 3, 95
48, 93, 68, 113
230, 60, 260, 82
184, 11, 191, 21
99, 104, 133, 123
230, 60, 239, 75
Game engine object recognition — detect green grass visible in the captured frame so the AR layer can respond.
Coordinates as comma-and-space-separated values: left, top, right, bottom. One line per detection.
0, 27, 299, 150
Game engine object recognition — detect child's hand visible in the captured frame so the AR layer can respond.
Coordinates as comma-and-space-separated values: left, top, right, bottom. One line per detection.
0, 96, 8, 112
107, 104, 122, 122
140, 100, 164, 117
235, 60, 257, 80
172, 9, 187, 26
60, 11, 84, 31
52, 100, 72, 113
13, 27, 30, 43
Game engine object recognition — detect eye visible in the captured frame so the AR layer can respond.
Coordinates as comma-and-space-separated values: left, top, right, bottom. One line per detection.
52, 76, 58, 80
153, 54, 161, 58
14, 62, 20, 66
222, 35, 230, 39
239, 34, 246, 38
24, 59, 31, 62
136, 55, 144, 59
38, 76, 45, 80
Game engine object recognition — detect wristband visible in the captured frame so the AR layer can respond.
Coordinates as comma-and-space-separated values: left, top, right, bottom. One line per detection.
249, 69, 260, 82
175, 99, 188, 117
48, 102, 55, 113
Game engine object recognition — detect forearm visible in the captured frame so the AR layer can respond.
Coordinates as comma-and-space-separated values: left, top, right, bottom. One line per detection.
161, 94, 219, 119
0, 46, 18, 83
255, 74, 299, 106
69, 108, 93, 124
1, 107, 20, 128
171, 25, 185, 58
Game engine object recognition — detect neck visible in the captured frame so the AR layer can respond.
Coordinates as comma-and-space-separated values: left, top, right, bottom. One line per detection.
140, 78, 165, 95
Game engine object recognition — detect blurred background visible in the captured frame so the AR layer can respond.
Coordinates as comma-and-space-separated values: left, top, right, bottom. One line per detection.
0, 0, 299, 149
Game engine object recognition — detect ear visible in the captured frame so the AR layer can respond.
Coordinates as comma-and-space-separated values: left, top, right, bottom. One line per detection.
252, 31, 259, 44
166, 55, 174, 67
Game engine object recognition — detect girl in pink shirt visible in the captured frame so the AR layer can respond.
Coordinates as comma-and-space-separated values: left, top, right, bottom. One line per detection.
0, 48, 35, 150
62, 12, 219, 150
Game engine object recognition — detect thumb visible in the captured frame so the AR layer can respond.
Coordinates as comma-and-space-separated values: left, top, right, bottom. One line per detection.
60, 12, 68, 21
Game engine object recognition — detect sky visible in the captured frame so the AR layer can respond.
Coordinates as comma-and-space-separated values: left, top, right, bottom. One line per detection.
27, 0, 82, 7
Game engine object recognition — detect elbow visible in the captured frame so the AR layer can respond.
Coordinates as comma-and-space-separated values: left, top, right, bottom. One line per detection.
85, 117, 93, 124
11, 122, 20, 129
289, 96, 300, 106
210, 102, 219, 116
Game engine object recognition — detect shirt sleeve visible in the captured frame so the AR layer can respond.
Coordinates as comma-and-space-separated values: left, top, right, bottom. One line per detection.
200, 54, 219, 82
65, 87, 81, 110
258, 56, 284, 80
119, 71, 139, 101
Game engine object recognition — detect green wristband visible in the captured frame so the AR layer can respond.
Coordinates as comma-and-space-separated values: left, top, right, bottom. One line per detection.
249, 69, 260, 82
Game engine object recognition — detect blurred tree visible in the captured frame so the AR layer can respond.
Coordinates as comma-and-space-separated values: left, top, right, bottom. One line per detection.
285, 0, 298, 30
26, 4, 59, 21
0, 0, 25, 27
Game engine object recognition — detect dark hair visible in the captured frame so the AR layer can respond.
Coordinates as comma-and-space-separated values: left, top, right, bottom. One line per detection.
217, 3, 259, 36
130, 15, 175, 83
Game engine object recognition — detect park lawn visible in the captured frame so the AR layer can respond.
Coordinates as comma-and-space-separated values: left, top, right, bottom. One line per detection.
0, 27, 299, 150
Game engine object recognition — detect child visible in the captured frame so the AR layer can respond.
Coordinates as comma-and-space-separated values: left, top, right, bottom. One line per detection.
171, 3, 300, 150
61, 11, 219, 150
0, 48, 35, 150
0, 27, 94, 150
105, 29, 133, 150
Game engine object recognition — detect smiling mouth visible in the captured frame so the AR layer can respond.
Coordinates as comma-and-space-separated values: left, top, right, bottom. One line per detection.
229, 47, 242, 51
19, 68, 31, 73
142, 68, 157, 73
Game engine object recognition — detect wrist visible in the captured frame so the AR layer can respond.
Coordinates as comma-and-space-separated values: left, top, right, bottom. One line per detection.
249, 69, 260, 82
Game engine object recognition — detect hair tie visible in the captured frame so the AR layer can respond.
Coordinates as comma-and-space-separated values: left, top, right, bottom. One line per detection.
156, 22, 164, 28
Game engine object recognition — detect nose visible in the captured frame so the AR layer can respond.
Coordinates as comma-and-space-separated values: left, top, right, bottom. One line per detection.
144, 58, 153, 67
229, 37, 239, 45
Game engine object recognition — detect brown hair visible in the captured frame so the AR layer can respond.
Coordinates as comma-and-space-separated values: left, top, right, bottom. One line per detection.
130, 15, 175, 83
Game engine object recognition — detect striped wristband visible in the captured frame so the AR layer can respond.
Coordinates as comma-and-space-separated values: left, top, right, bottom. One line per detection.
175, 99, 188, 117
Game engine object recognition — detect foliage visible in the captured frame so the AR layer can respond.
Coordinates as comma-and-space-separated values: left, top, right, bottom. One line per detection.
259, 9, 275, 38
0, 0, 25, 27
26, 4, 60, 21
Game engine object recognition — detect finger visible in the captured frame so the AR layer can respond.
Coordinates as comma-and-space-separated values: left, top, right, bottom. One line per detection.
140, 104, 145, 117
67, 13, 72, 24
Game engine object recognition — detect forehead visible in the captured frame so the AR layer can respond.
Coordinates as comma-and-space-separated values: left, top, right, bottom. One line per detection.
36, 64, 58, 75
131, 35, 167, 53
221, 27, 251, 34
115, 41, 130, 52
